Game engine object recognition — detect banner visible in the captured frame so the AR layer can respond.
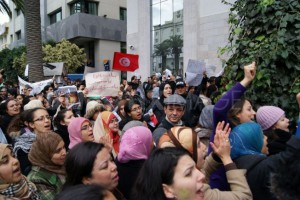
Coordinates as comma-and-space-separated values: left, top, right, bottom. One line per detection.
18, 76, 53, 95
185, 59, 205, 86
85, 71, 120, 97
206, 64, 224, 78
113, 52, 139, 72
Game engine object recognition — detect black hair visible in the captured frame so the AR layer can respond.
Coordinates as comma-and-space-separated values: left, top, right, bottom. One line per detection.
131, 147, 191, 200
54, 109, 72, 127
7, 88, 18, 98
64, 142, 105, 187
0, 99, 17, 115
124, 99, 141, 115
55, 184, 106, 200
26, 107, 48, 123
227, 96, 250, 126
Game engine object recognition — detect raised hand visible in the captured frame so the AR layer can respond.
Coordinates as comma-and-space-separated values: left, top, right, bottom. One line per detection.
210, 121, 232, 165
99, 135, 113, 152
241, 61, 256, 87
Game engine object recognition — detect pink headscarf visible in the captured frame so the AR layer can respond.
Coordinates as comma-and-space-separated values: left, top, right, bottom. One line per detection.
118, 126, 153, 163
68, 117, 90, 149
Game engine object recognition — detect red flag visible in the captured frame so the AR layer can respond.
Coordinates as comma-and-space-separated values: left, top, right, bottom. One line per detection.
113, 52, 139, 72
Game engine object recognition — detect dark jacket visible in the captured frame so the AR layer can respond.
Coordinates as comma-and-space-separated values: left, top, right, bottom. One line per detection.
147, 98, 165, 123
234, 135, 300, 200
180, 92, 204, 128
115, 159, 145, 200
264, 129, 292, 156
55, 125, 70, 151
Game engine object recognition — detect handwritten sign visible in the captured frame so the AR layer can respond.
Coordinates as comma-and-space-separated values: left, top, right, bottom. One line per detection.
186, 59, 205, 86
85, 72, 120, 97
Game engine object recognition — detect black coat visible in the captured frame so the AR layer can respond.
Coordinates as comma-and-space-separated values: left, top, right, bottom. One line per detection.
115, 159, 145, 200
234, 135, 300, 200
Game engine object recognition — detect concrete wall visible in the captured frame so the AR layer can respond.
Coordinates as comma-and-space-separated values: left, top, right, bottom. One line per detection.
127, 0, 151, 81
45, 13, 126, 42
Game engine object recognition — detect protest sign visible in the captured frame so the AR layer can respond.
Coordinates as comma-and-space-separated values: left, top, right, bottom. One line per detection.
206, 64, 224, 78
18, 76, 53, 95
55, 85, 80, 109
185, 59, 205, 86
85, 71, 120, 97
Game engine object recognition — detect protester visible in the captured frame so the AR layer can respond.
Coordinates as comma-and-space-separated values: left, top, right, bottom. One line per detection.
153, 94, 186, 145
8, 108, 52, 175
116, 126, 153, 199
93, 111, 121, 155
28, 132, 66, 199
0, 144, 40, 199
195, 105, 214, 147
175, 78, 204, 128
68, 117, 94, 149
132, 145, 252, 200
63, 142, 125, 200
208, 61, 256, 190
230, 121, 300, 200
0, 99, 21, 143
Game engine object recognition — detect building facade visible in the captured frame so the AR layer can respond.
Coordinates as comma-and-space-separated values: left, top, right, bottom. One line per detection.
127, 0, 234, 79
0, 0, 127, 73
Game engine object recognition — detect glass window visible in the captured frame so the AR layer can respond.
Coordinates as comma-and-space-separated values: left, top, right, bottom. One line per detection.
151, 0, 184, 75
70, 1, 98, 15
120, 7, 127, 21
49, 9, 62, 25
16, 31, 21, 40
16, 8, 20, 16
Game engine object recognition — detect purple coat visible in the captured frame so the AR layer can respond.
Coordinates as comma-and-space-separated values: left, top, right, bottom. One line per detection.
208, 83, 247, 190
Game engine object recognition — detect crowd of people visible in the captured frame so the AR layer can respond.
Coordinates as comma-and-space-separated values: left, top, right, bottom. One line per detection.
0, 63, 299, 200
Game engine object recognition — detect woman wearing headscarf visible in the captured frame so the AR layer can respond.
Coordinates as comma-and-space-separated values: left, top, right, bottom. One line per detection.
27, 132, 66, 200
93, 111, 121, 155
230, 122, 300, 200
0, 144, 40, 199
116, 126, 153, 199
68, 117, 94, 149
195, 105, 214, 147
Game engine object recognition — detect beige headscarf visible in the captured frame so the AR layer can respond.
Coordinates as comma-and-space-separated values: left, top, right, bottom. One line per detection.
29, 132, 65, 175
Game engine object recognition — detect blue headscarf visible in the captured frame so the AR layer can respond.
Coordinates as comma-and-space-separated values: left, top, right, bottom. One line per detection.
230, 122, 266, 159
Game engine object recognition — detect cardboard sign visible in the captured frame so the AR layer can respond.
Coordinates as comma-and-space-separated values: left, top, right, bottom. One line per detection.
85, 72, 120, 97
186, 59, 205, 86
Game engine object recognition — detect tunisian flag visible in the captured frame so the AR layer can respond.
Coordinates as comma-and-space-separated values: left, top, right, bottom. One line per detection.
113, 52, 139, 72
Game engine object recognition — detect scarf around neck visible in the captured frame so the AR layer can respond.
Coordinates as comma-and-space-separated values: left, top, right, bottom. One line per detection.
0, 175, 40, 199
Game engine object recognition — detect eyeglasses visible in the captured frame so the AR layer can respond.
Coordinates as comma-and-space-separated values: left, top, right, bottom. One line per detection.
131, 106, 142, 112
109, 118, 119, 124
81, 123, 93, 131
33, 115, 51, 122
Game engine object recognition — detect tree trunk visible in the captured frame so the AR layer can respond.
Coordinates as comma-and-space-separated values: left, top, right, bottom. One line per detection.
174, 52, 179, 75
25, 0, 44, 82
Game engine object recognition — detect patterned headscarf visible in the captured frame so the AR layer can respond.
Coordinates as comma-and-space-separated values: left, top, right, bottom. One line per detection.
230, 122, 266, 159
0, 144, 40, 199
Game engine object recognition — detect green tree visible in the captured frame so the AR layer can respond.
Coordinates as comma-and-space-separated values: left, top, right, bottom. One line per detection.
0, 46, 26, 82
24, 0, 44, 82
167, 35, 183, 74
220, 0, 300, 125
153, 40, 170, 72
0, 0, 23, 17
43, 39, 86, 73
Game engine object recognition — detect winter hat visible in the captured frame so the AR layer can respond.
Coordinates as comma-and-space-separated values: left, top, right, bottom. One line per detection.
199, 105, 214, 129
118, 126, 153, 163
256, 106, 285, 130
24, 100, 44, 110
68, 117, 90, 149
230, 122, 265, 159
84, 101, 105, 120
121, 120, 146, 135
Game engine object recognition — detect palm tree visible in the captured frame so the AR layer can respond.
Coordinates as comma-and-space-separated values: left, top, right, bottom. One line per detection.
0, 0, 24, 17
153, 40, 170, 72
167, 35, 183, 73
24, 0, 44, 81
